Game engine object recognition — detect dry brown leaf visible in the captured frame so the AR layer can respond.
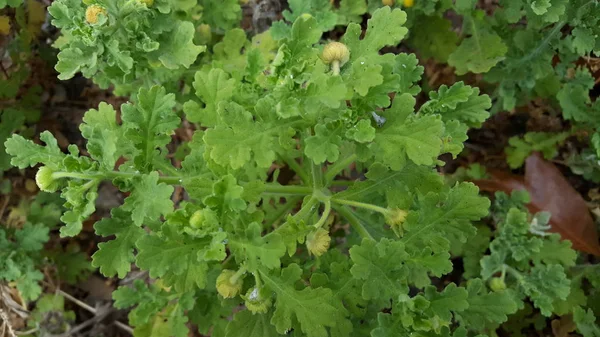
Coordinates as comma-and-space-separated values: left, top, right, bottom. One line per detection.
473, 152, 600, 256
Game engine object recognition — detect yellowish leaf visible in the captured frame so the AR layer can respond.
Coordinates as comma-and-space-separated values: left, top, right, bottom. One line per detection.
0, 15, 10, 35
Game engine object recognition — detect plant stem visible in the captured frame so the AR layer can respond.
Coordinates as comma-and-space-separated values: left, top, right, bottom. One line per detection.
51, 170, 313, 195
267, 196, 302, 227
307, 129, 323, 190
333, 205, 374, 241
330, 197, 390, 216
503, 264, 524, 281
313, 199, 331, 229
332, 60, 340, 75
266, 196, 319, 238
230, 266, 247, 284
262, 184, 313, 196
324, 153, 357, 183
279, 153, 311, 185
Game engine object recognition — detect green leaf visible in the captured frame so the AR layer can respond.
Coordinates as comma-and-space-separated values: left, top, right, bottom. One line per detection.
200, 0, 242, 30
80, 102, 126, 170
260, 264, 350, 337
121, 86, 180, 171
574, 307, 600, 337
448, 26, 507, 75
456, 279, 518, 330
204, 102, 297, 169
374, 94, 444, 168
0, 110, 26, 171
505, 132, 569, 169
122, 172, 174, 226
136, 225, 223, 289
337, 0, 367, 25
346, 119, 376, 143
5, 131, 65, 169
401, 182, 490, 253
225, 310, 279, 337
349, 238, 409, 302
158, 22, 206, 69
184, 68, 236, 126
342, 7, 408, 61
394, 53, 424, 96
15, 223, 49, 252
424, 283, 469, 322
305, 123, 343, 164
92, 208, 145, 278
349, 57, 384, 96
409, 16, 459, 63
521, 264, 570, 316
229, 222, 286, 272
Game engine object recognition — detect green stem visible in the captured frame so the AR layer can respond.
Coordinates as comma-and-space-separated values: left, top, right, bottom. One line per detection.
262, 184, 313, 196
230, 266, 247, 284
267, 196, 319, 238
324, 154, 357, 183
253, 272, 263, 289
307, 129, 323, 189
51, 170, 312, 196
333, 205, 374, 241
330, 197, 390, 216
503, 264, 524, 281
313, 199, 331, 229
267, 196, 302, 228
279, 153, 311, 185
329, 180, 354, 187
332, 60, 340, 75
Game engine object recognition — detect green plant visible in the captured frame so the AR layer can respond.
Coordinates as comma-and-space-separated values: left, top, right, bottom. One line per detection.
399, 0, 600, 175
4, 3, 600, 337
47, 0, 243, 94
0, 193, 62, 301
505, 131, 570, 168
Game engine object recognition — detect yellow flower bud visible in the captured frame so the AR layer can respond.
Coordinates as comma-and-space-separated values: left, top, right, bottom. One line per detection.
322, 41, 350, 66
216, 269, 244, 298
306, 228, 331, 257
385, 208, 408, 236
382, 0, 394, 6
85, 4, 107, 24
35, 166, 59, 192
243, 287, 272, 314
139, 0, 153, 6
403, 0, 414, 7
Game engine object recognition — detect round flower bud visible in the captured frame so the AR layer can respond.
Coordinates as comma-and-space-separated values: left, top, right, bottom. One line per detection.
385, 208, 408, 235
489, 277, 506, 292
189, 210, 204, 228
306, 228, 331, 257
216, 269, 243, 298
242, 287, 272, 314
85, 5, 107, 24
139, 0, 153, 6
322, 42, 350, 67
382, 0, 394, 6
403, 0, 414, 7
35, 166, 59, 192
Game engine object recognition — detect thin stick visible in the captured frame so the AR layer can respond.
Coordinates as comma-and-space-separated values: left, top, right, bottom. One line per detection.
0, 309, 17, 337
56, 289, 133, 335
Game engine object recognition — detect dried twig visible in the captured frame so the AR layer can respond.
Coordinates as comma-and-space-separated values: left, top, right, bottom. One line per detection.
0, 308, 17, 337
56, 289, 133, 335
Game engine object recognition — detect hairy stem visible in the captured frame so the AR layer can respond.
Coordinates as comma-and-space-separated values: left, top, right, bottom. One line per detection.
51, 170, 313, 195
313, 199, 332, 229
279, 153, 311, 185
330, 197, 390, 216
324, 153, 357, 183
333, 205, 374, 241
